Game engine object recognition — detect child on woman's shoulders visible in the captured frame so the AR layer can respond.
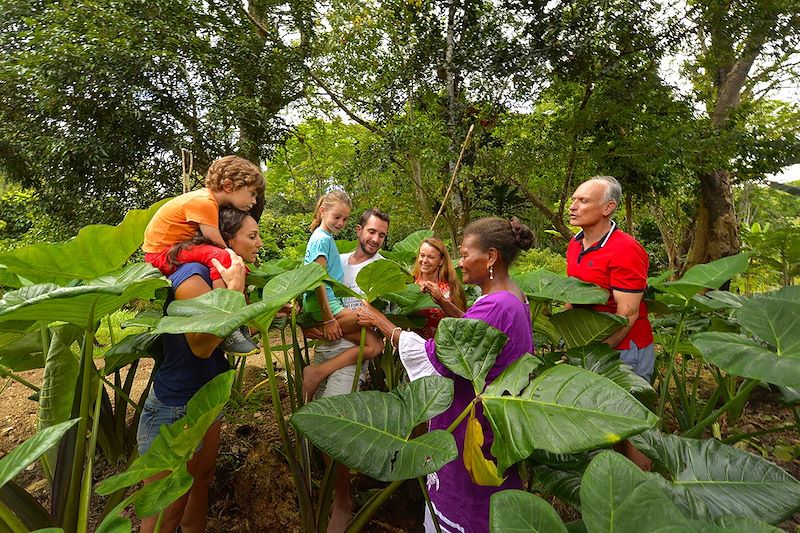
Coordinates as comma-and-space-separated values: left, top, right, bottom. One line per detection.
142, 155, 265, 355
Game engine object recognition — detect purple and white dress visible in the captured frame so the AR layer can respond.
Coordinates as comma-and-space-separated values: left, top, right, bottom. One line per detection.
398, 290, 533, 533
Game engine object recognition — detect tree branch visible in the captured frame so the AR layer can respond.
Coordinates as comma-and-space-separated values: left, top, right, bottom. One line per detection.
307, 70, 384, 135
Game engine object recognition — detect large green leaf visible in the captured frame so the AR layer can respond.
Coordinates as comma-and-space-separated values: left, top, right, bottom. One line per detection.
0, 330, 44, 371
530, 464, 583, 510
392, 229, 433, 254
290, 376, 457, 481
483, 365, 657, 474
655, 254, 749, 301
0, 419, 78, 487
0, 263, 169, 326
155, 263, 327, 336
355, 259, 413, 303
0, 200, 166, 285
483, 354, 539, 397
692, 332, 800, 387
489, 490, 568, 533
580, 452, 702, 532
631, 430, 800, 524
514, 270, 608, 304
102, 332, 161, 374
566, 344, 655, 403
435, 318, 508, 392
736, 287, 800, 357
96, 370, 234, 495
38, 325, 83, 435
381, 283, 436, 314
549, 309, 626, 349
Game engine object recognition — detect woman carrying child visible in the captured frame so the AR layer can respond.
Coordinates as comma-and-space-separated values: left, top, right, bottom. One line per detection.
142, 155, 265, 355
137, 206, 264, 533
300, 189, 383, 400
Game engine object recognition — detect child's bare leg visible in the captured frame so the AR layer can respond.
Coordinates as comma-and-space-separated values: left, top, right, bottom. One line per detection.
302, 330, 383, 400
212, 279, 227, 289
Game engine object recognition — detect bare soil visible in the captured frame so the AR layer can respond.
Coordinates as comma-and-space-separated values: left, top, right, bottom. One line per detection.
1, 345, 798, 531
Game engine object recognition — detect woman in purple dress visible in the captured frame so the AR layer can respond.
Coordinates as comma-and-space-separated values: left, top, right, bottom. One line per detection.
357, 217, 534, 533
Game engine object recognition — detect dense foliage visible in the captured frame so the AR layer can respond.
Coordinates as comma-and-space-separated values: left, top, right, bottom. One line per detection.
0, 203, 798, 532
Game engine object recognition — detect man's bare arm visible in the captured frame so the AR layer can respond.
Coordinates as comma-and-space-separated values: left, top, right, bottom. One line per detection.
603, 290, 642, 348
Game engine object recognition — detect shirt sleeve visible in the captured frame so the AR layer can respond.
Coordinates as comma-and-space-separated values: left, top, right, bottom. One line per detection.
183, 194, 219, 227
398, 331, 442, 380
305, 231, 333, 264
609, 242, 648, 292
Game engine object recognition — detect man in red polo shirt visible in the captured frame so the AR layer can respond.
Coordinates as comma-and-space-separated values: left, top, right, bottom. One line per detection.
566, 175, 654, 381
566, 175, 655, 471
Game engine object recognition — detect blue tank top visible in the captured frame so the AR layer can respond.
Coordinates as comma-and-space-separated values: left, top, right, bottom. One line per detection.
153, 263, 230, 406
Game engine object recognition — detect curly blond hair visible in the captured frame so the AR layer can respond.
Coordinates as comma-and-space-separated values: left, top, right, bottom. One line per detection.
205, 155, 265, 194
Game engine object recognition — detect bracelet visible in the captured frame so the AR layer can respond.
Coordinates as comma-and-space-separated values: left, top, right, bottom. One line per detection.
390, 326, 403, 349
323, 318, 336, 325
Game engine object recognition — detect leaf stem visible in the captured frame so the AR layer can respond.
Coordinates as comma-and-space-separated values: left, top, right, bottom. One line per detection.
0, 499, 27, 533
656, 310, 687, 426
260, 327, 315, 532
683, 378, 759, 438
77, 377, 104, 532
351, 327, 366, 393
0, 365, 40, 392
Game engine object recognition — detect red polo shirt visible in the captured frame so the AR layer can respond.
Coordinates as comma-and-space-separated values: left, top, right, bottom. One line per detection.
566, 221, 653, 350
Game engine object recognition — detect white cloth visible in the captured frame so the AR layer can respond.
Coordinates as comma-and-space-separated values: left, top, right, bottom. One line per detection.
398, 331, 440, 381
339, 251, 384, 309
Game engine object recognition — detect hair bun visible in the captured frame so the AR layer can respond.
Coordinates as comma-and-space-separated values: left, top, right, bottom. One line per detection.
510, 216, 534, 251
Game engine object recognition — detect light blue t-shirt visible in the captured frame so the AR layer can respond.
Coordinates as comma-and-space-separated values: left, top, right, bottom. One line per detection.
304, 227, 344, 316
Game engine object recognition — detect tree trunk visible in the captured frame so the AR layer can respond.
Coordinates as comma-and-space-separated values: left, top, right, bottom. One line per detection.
624, 194, 634, 235
686, 170, 741, 268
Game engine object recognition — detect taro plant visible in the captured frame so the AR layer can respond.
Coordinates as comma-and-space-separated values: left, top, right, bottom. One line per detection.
647, 253, 751, 432
291, 318, 659, 531
489, 446, 799, 532
0, 203, 172, 532
691, 285, 800, 440
95, 370, 236, 531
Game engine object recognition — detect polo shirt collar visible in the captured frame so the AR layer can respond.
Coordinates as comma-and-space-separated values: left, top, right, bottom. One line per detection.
575, 220, 617, 261
575, 220, 617, 246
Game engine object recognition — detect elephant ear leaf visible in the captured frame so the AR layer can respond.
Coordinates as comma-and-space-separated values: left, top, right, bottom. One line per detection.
0, 199, 167, 285
0, 419, 79, 487
356, 259, 413, 303
290, 376, 457, 481
514, 269, 608, 304
654, 253, 749, 301
490, 490, 568, 533
435, 318, 508, 392
550, 309, 626, 349
483, 365, 657, 475
630, 429, 800, 524
0, 263, 169, 326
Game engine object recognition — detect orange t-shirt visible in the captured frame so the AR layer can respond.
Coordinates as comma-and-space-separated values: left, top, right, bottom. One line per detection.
142, 188, 219, 253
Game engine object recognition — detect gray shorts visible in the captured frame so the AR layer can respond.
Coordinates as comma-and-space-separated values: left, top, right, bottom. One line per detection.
619, 340, 655, 382
313, 338, 367, 399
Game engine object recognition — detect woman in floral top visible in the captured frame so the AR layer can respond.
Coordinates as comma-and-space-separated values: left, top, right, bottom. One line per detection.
411, 237, 466, 338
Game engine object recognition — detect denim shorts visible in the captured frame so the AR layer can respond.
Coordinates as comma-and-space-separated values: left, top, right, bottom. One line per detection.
619, 341, 655, 383
137, 389, 189, 456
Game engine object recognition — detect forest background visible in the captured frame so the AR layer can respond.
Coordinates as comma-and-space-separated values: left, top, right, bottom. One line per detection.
0, 0, 798, 289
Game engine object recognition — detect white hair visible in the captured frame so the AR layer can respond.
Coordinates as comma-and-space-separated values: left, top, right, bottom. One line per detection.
588, 175, 621, 214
